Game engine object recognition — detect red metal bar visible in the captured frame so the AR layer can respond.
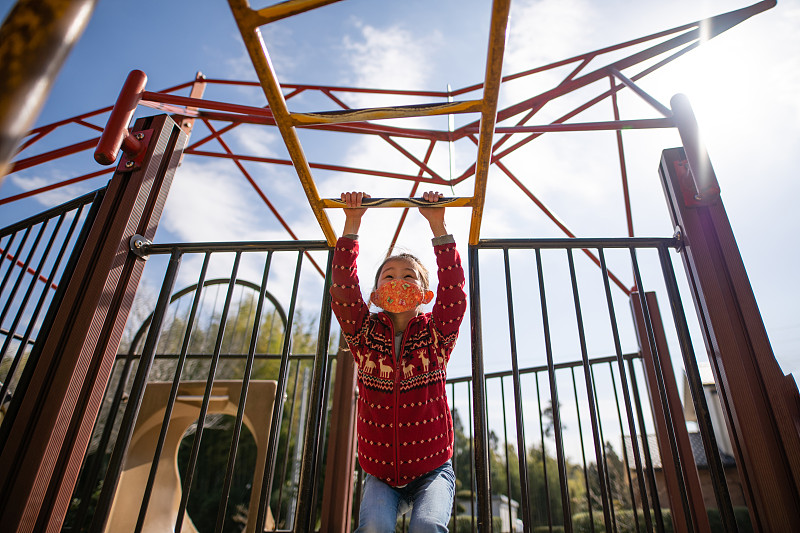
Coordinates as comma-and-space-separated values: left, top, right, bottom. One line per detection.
141, 90, 274, 118
184, 149, 452, 185
26, 105, 114, 135
0, 246, 59, 291
609, 67, 672, 118
94, 70, 148, 165
15, 126, 55, 154
610, 76, 635, 238
488, 118, 673, 134
386, 141, 436, 254
0, 168, 113, 206
9, 138, 100, 173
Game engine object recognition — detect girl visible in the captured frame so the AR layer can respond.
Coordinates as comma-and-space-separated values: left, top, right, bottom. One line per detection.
330, 191, 467, 532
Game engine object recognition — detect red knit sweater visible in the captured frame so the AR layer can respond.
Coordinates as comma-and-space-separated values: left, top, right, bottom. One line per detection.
330, 236, 467, 486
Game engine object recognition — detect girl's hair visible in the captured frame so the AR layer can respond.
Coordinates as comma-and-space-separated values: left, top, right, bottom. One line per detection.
371, 252, 430, 294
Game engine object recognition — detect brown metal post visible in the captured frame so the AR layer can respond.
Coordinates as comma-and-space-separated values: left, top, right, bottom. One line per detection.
0, 0, 99, 183
631, 291, 711, 533
319, 333, 359, 533
659, 137, 800, 531
0, 113, 187, 533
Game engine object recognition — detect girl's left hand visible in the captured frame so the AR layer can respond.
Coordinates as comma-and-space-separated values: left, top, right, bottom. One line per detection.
419, 191, 447, 236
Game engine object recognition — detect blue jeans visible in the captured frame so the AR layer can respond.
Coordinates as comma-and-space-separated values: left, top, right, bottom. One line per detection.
355, 460, 455, 533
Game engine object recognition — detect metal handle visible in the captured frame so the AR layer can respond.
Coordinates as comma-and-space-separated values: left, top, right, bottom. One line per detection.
94, 70, 147, 165
321, 197, 471, 208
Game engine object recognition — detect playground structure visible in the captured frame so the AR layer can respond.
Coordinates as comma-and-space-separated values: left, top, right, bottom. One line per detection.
1, 1, 799, 532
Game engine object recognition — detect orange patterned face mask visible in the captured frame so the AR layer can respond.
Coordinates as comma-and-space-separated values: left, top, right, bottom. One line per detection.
372, 280, 434, 313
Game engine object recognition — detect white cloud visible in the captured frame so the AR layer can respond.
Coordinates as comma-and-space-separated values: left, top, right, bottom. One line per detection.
230, 124, 281, 157
160, 159, 262, 243
341, 20, 441, 108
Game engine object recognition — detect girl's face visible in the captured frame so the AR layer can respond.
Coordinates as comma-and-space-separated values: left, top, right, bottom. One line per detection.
375, 258, 423, 291
371, 258, 433, 313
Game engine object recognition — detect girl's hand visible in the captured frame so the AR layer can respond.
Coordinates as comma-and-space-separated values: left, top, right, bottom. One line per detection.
342, 191, 370, 235
419, 191, 447, 237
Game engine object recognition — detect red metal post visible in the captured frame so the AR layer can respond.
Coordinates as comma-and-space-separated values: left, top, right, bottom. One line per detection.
659, 142, 800, 532
0, 114, 187, 533
630, 291, 711, 533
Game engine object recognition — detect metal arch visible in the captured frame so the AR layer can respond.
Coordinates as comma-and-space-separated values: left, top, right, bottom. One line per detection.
124, 277, 288, 359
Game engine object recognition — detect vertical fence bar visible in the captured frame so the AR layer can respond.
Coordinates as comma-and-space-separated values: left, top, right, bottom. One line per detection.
276, 360, 302, 525
628, 247, 712, 532
319, 329, 359, 533
655, 245, 738, 527
214, 251, 274, 533
570, 367, 596, 532
130, 256, 214, 531
597, 248, 656, 532
534, 371, 554, 528
563, 248, 612, 530
468, 374, 476, 529
0, 225, 36, 323
0, 211, 71, 404
500, 378, 513, 531
89, 250, 183, 532
589, 364, 618, 531
606, 361, 650, 533
502, 249, 533, 532
450, 381, 458, 529
256, 251, 305, 532
294, 248, 335, 532
625, 355, 668, 528
0, 217, 53, 353
173, 253, 243, 533
467, 245, 493, 531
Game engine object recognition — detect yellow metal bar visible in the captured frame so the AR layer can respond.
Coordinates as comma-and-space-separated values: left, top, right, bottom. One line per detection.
468, 0, 511, 245
228, 0, 338, 245
322, 197, 473, 209
290, 100, 483, 127
255, 0, 346, 25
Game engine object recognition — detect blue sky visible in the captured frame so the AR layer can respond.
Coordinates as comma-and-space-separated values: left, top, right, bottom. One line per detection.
2, 0, 799, 388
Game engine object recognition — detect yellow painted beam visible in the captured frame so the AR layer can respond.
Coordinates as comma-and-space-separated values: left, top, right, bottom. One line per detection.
229, 0, 338, 245
290, 100, 483, 127
322, 197, 473, 209
256, 0, 346, 25
469, 0, 511, 245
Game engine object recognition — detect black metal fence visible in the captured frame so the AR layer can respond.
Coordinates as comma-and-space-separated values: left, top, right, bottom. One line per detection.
0, 189, 104, 428
61, 240, 335, 533
1, 201, 743, 532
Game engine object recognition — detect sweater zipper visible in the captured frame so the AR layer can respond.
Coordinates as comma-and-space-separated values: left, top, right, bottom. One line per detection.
391, 318, 401, 484
392, 317, 417, 485
390, 315, 414, 486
